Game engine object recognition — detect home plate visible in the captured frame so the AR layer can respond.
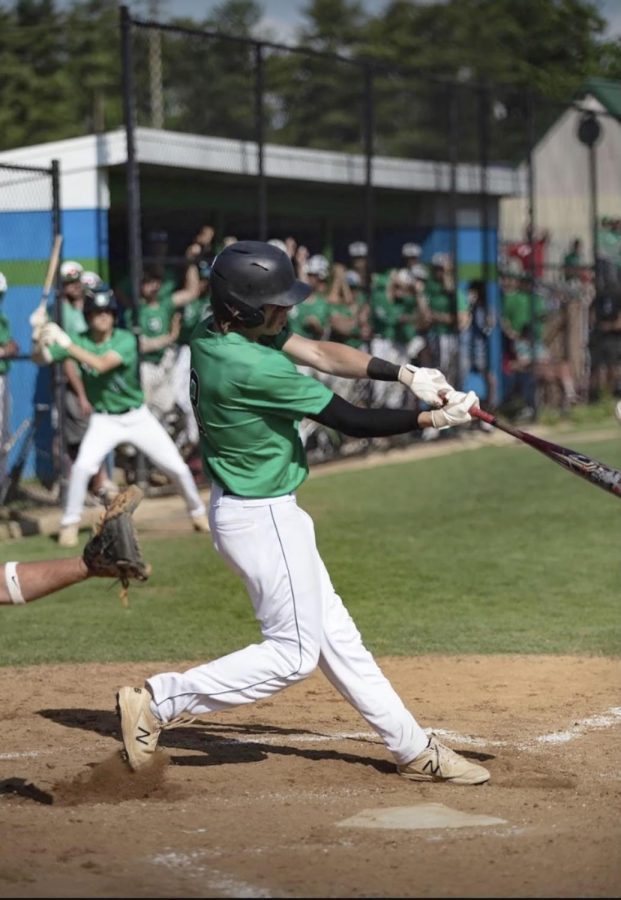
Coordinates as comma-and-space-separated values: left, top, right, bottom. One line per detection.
337, 803, 507, 831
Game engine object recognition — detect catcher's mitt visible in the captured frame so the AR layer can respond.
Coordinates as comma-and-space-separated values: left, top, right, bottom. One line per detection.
83, 486, 150, 606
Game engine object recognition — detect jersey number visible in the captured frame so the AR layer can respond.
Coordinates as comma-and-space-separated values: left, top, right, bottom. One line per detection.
189, 368, 206, 437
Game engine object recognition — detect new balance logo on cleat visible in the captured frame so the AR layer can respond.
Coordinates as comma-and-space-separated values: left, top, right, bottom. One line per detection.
116, 685, 162, 771
136, 726, 151, 746
397, 735, 490, 786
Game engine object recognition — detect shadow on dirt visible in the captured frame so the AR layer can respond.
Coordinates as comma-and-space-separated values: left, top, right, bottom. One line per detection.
38, 707, 495, 774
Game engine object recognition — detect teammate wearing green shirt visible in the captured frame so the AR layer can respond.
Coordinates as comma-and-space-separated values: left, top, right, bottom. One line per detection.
0, 272, 19, 486
34, 288, 209, 547
116, 240, 489, 788
128, 263, 200, 424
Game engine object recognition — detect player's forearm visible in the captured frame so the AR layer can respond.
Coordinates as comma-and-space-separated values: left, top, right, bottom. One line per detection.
1, 558, 90, 604
305, 340, 372, 378
66, 343, 113, 373
139, 333, 175, 353
310, 394, 433, 437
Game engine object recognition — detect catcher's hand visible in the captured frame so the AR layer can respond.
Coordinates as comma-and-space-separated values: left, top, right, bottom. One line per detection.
83, 486, 150, 605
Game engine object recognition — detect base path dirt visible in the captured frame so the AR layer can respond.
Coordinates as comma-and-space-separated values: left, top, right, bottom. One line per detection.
1, 655, 620, 898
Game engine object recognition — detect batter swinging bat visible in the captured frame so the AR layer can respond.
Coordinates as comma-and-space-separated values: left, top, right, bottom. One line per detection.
471, 407, 621, 500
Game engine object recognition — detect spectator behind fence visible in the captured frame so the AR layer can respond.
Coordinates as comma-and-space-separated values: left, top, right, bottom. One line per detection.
425, 252, 468, 387
506, 226, 549, 279
0, 272, 19, 487
127, 261, 199, 425
588, 266, 621, 400
563, 238, 586, 283
458, 279, 497, 409
499, 266, 547, 419
172, 256, 212, 457
289, 254, 331, 341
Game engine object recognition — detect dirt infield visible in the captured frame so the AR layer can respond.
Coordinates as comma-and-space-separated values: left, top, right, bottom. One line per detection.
1, 655, 620, 898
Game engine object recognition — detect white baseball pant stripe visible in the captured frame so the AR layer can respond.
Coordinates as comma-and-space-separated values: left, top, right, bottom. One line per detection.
148, 485, 429, 765
60, 404, 206, 526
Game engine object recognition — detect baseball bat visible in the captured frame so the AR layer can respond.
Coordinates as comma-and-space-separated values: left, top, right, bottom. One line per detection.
471, 407, 621, 500
37, 234, 63, 314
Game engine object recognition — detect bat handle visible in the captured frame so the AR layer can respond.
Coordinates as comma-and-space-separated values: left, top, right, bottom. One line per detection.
471, 406, 496, 425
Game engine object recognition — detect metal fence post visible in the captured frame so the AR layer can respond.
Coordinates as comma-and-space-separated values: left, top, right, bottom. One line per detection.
120, 4, 147, 488
254, 42, 267, 241
50, 158, 68, 505
363, 64, 375, 295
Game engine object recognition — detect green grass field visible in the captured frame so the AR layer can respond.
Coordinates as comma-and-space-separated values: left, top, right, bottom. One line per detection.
1, 433, 620, 666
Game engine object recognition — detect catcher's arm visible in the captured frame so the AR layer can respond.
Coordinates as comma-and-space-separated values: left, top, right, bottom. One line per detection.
82, 486, 151, 607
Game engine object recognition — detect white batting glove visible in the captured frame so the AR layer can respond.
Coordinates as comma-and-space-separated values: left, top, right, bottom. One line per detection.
40, 321, 72, 349
398, 364, 454, 408
29, 305, 50, 342
430, 390, 479, 430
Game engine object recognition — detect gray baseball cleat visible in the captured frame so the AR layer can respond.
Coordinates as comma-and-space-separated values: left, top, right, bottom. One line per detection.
116, 685, 162, 770
398, 735, 490, 785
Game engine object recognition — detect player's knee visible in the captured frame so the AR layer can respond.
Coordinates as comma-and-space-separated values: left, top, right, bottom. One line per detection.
295, 640, 321, 680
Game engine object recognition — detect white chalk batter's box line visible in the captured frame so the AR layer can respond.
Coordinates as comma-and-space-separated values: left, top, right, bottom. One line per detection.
207, 706, 621, 751
3, 706, 619, 761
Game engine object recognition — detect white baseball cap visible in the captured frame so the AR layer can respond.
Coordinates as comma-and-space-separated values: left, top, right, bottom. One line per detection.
431, 252, 450, 268
394, 268, 414, 286
0, 271, 7, 294
348, 241, 368, 258
306, 254, 330, 279
81, 270, 103, 290
401, 242, 422, 258
267, 238, 288, 254
411, 263, 429, 280
60, 260, 84, 283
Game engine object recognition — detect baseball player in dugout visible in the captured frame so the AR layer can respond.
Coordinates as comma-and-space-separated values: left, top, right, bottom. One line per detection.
57, 260, 113, 508
116, 241, 490, 786
32, 286, 210, 548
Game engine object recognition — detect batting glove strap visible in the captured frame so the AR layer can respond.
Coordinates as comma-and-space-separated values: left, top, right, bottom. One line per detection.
430, 390, 478, 429
398, 364, 454, 408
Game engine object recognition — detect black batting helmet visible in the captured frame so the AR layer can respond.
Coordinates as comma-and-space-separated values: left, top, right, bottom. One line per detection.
210, 240, 311, 328
83, 286, 118, 318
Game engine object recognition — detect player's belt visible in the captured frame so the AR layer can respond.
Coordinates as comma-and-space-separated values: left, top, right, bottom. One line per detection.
97, 407, 136, 416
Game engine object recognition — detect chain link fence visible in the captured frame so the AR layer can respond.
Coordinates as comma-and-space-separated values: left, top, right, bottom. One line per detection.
0, 161, 63, 506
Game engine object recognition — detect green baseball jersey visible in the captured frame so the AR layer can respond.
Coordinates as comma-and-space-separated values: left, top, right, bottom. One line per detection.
0, 312, 12, 375
393, 295, 418, 344
327, 301, 364, 348
371, 293, 400, 341
427, 282, 468, 335
62, 300, 88, 336
502, 290, 545, 340
48, 328, 143, 413
129, 296, 176, 363
179, 297, 210, 346
289, 293, 330, 339
189, 318, 333, 497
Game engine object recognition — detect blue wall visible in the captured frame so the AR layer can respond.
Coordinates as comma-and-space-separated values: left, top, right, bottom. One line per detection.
2, 207, 108, 481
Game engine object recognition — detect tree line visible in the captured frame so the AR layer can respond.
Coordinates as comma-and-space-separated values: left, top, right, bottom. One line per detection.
1, 0, 620, 159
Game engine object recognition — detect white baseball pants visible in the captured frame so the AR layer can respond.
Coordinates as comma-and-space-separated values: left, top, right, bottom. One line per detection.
60, 404, 206, 526
172, 344, 199, 446
147, 485, 429, 765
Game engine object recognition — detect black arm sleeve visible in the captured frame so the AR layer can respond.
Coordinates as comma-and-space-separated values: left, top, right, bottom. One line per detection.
308, 394, 419, 438
366, 357, 401, 381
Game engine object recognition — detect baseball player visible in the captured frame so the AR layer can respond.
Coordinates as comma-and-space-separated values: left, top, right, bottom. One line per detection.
0, 271, 20, 486
129, 262, 200, 425
116, 241, 489, 786
33, 287, 210, 547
